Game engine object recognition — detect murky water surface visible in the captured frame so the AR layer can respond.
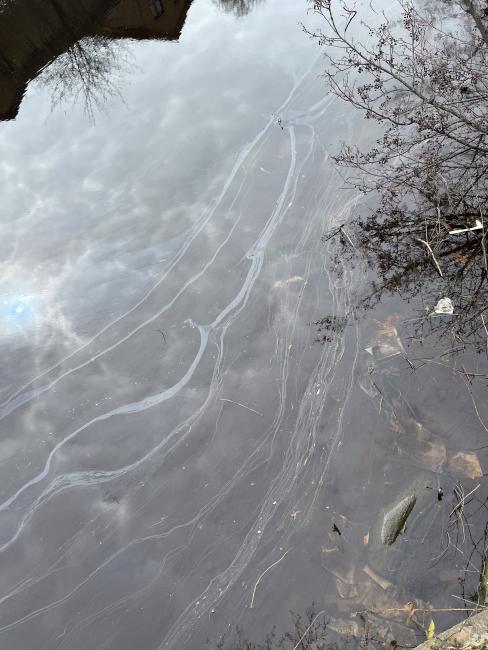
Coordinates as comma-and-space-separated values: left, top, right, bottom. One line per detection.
0, 1, 487, 648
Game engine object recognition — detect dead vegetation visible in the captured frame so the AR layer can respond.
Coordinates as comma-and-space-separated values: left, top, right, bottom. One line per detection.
306, 0, 488, 351
212, 606, 390, 649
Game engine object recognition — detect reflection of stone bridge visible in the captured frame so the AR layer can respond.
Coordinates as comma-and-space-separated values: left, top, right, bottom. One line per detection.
0, 0, 193, 120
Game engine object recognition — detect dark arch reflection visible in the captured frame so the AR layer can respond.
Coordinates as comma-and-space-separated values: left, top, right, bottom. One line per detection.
0, 0, 194, 120
0, 0, 267, 120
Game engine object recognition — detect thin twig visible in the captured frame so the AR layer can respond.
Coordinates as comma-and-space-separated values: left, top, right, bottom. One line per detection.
477, 194, 488, 274
293, 610, 326, 650
321, 224, 343, 242
481, 314, 488, 356
450, 594, 488, 609
380, 606, 479, 613
416, 237, 443, 276
449, 484, 480, 518
220, 398, 264, 417
250, 550, 290, 608
339, 225, 356, 248
463, 378, 488, 434
403, 354, 416, 370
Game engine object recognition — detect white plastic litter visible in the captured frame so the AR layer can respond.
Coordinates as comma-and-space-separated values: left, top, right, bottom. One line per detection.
434, 297, 454, 315
449, 219, 483, 235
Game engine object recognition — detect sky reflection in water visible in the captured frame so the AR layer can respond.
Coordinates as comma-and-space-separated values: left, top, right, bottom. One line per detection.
0, 1, 487, 649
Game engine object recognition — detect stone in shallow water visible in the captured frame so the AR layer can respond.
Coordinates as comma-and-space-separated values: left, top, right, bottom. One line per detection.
414, 609, 488, 649
380, 494, 416, 545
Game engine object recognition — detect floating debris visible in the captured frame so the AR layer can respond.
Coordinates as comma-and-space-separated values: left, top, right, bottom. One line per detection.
449, 219, 483, 235
365, 319, 405, 359
332, 523, 342, 535
272, 275, 303, 289
434, 297, 454, 315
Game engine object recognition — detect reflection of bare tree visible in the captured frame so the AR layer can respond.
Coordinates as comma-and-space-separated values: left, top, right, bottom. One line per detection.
356, 214, 488, 349
215, 0, 262, 17
320, 201, 488, 352
0, 0, 193, 120
306, 1, 488, 351
36, 35, 131, 119
326, 201, 488, 351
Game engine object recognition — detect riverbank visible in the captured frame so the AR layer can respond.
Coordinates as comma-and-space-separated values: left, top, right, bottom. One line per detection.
415, 610, 488, 649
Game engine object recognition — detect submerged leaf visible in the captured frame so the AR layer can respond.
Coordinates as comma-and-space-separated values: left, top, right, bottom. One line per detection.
417, 439, 447, 473
448, 451, 483, 479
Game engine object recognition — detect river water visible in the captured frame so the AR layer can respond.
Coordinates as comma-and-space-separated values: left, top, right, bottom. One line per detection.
0, 1, 487, 648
